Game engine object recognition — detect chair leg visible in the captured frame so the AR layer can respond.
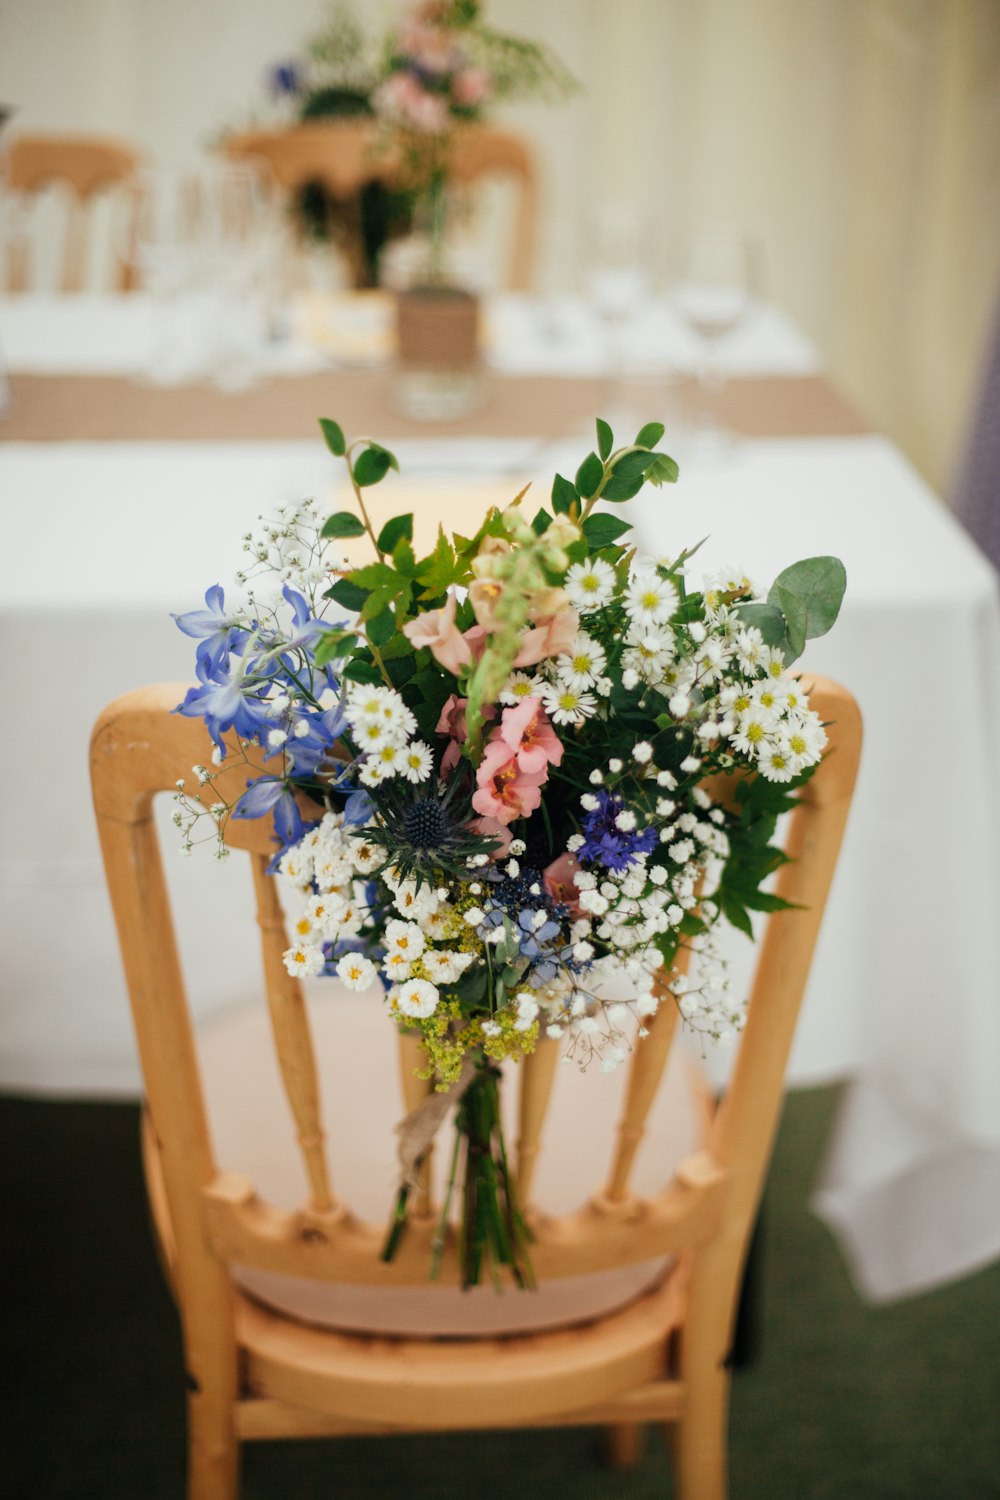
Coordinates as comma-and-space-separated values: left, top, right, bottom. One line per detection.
187, 1389, 239, 1500
605, 1422, 646, 1468
672, 1366, 729, 1500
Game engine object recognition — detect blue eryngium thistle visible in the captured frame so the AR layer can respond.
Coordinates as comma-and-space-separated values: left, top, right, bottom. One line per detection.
357, 773, 498, 886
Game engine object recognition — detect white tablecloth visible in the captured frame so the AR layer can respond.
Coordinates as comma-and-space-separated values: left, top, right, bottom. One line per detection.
2, 431, 999, 1304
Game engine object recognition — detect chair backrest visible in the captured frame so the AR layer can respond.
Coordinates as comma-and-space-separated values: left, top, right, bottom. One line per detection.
224, 121, 537, 290
3, 133, 139, 292
91, 677, 860, 1325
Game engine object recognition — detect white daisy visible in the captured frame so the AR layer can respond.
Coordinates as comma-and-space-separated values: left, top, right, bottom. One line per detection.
372, 741, 404, 778
353, 717, 392, 753
400, 740, 433, 783
759, 744, 796, 782
564, 557, 617, 612
336, 953, 377, 991
541, 683, 598, 725
350, 838, 382, 875
384, 919, 426, 960
556, 633, 607, 690
499, 672, 540, 706
382, 951, 413, 982
625, 571, 679, 628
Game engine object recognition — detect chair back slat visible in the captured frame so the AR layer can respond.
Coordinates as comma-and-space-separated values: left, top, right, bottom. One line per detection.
250, 853, 335, 1214
5, 133, 138, 292
516, 1037, 560, 1203
603, 966, 684, 1203
397, 1032, 435, 1216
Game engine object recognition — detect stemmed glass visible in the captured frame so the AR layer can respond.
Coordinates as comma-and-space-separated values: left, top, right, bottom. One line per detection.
577, 205, 662, 429
670, 225, 760, 457
115, 167, 206, 384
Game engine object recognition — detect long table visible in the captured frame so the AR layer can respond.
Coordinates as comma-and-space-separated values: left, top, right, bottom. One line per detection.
2, 292, 999, 1307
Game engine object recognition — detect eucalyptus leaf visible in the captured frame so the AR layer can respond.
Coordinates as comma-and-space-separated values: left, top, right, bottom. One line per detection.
769, 581, 808, 662
735, 602, 787, 648
769, 556, 847, 639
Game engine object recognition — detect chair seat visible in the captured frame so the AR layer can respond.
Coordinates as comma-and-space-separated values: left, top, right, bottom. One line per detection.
194, 983, 706, 1338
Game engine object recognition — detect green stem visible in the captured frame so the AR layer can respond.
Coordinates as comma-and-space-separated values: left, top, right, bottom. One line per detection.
343, 439, 385, 562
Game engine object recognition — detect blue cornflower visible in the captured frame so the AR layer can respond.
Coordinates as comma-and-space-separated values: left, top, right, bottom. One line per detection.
578, 790, 657, 871
171, 584, 248, 672
268, 60, 302, 97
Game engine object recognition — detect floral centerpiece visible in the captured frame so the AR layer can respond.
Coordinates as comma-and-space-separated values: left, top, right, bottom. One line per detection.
172, 416, 845, 1289
254, 0, 572, 288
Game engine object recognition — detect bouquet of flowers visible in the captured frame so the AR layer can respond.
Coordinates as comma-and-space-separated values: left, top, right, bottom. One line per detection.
172, 416, 845, 1289
255, 1, 573, 283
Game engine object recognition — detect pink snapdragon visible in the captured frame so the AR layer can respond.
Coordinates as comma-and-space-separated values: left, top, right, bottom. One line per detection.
403, 595, 472, 675
436, 693, 496, 774
374, 71, 450, 134
514, 607, 580, 668
496, 698, 563, 775
543, 852, 584, 917
471, 740, 547, 825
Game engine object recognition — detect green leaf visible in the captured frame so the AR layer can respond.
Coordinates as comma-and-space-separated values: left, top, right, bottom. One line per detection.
325, 578, 370, 612
575, 451, 604, 499
318, 417, 345, 456
600, 471, 645, 503
635, 421, 665, 448
353, 444, 398, 488
583, 513, 632, 548
769, 556, 847, 640
612, 449, 660, 480
379, 632, 414, 660
321, 510, 367, 540
769, 581, 808, 662
735, 602, 787, 648
551, 473, 578, 516
351, 561, 398, 590
392, 538, 417, 575
531, 507, 552, 535
314, 630, 356, 668
721, 892, 754, 940
341, 658, 383, 685
646, 452, 680, 486
377, 512, 413, 554
367, 608, 396, 647
596, 418, 613, 460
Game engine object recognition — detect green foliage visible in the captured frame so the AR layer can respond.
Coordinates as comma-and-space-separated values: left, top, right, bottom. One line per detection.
575, 451, 604, 499
635, 421, 665, 448
737, 555, 847, 666
377, 513, 413, 554
318, 417, 345, 456
321, 510, 366, 539
551, 473, 578, 516
596, 417, 613, 461
325, 577, 370, 611
353, 443, 399, 488
582, 513, 632, 548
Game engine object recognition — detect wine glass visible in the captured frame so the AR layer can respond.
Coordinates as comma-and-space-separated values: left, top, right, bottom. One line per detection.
670, 224, 760, 456
114, 167, 207, 384
577, 204, 661, 428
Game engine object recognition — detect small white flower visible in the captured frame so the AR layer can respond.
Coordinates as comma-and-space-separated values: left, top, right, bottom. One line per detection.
385, 919, 426, 959
336, 953, 377, 991
401, 740, 433, 783
633, 741, 653, 764
541, 682, 598, 725
499, 672, 540, 706
589, 769, 604, 785
557, 633, 607, 689
564, 557, 616, 612
622, 668, 640, 690
395, 978, 440, 1019
608, 758, 623, 773
625, 571, 679, 627
464, 906, 485, 926
680, 755, 702, 774
615, 810, 637, 831
283, 943, 325, 978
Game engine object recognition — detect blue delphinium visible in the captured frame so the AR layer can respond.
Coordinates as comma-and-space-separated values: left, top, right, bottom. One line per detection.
578, 790, 657, 872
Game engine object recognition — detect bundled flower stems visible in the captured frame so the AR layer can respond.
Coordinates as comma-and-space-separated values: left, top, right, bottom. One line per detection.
173, 415, 845, 1289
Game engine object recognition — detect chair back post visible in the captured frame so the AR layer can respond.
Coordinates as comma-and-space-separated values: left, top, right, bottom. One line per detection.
675, 682, 862, 1495
90, 692, 239, 1423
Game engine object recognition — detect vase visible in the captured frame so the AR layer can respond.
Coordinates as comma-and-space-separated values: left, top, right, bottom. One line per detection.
392, 285, 484, 421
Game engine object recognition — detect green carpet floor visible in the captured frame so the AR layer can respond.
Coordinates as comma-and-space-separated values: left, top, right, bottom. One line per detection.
2, 1088, 998, 1499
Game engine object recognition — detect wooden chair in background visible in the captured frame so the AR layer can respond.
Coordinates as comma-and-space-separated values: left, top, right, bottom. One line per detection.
224, 121, 538, 290
91, 677, 860, 1500
3, 132, 140, 291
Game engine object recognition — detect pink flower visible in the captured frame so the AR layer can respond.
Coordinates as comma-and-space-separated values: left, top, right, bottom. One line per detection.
468, 578, 504, 632
436, 694, 495, 775
543, 853, 584, 917
470, 814, 512, 856
452, 67, 490, 108
496, 699, 563, 775
403, 596, 472, 676
471, 740, 548, 826
513, 607, 581, 668
374, 71, 450, 133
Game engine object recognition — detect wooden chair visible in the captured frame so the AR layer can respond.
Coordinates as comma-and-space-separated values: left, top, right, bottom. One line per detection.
224, 122, 538, 290
90, 677, 860, 1500
3, 132, 140, 291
